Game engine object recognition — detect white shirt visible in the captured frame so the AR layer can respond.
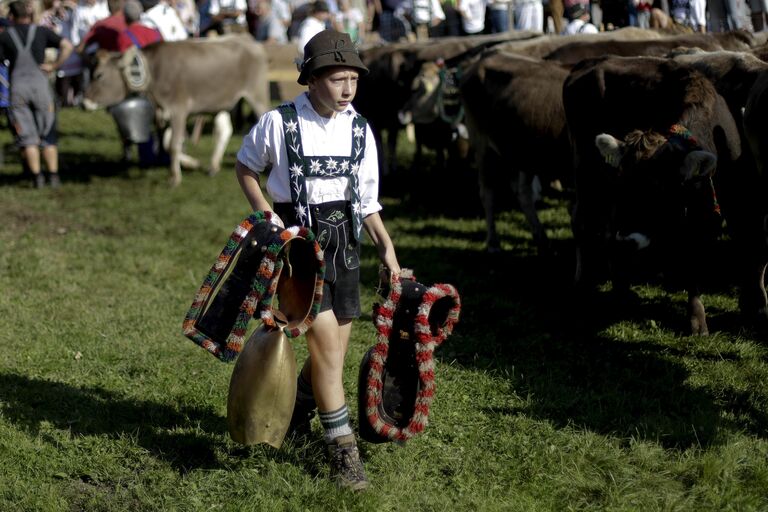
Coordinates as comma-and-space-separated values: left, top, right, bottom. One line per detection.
208, 0, 248, 27
459, 0, 485, 34
297, 16, 327, 50
237, 92, 382, 218
141, 3, 190, 41
408, 0, 445, 24
562, 18, 598, 34
70, 0, 110, 45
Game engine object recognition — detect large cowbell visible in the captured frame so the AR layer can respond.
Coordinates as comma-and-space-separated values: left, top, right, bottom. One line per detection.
358, 269, 461, 444
182, 212, 324, 448
227, 242, 326, 448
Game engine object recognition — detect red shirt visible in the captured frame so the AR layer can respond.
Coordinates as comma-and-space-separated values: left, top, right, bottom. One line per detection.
82, 13, 127, 52
116, 24, 163, 52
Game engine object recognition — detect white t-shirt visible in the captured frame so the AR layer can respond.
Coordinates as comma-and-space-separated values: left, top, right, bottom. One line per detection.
237, 92, 382, 217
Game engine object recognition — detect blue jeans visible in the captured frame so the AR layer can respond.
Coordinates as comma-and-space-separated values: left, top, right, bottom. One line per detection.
488, 6, 510, 32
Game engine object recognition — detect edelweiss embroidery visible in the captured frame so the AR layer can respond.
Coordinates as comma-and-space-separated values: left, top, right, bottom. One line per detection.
277, 103, 368, 241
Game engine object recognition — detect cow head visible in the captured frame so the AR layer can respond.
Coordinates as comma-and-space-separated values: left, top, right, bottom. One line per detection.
398, 61, 442, 126
595, 128, 718, 249
83, 48, 151, 110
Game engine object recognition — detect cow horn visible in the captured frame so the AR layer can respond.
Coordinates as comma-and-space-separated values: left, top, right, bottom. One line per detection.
681, 150, 717, 180
119, 45, 150, 93
595, 133, 624, 168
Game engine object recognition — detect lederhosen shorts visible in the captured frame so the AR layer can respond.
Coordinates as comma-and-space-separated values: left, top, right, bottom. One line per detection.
273, 200, 362, 320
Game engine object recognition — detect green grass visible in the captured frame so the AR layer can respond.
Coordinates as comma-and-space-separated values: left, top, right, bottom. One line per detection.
0, 108, 767, 511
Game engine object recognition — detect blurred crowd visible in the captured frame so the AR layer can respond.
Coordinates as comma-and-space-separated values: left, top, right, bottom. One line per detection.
0, 0, 766, 111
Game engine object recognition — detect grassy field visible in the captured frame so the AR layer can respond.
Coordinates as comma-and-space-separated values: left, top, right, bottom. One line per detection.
0, 108, 767, 511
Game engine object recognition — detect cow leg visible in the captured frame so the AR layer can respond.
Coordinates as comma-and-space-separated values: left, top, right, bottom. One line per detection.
168, 114, 189, 186
689, 293, 709, 336
739, 259, 768, 330
477, 144, 501, 252
516, 170, 548, 253
209, 111, 233, 176
191, 116, 206, 145
163, 122, 200, 173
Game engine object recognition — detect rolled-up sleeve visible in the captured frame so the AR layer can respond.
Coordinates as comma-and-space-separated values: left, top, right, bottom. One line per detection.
359, 123, 382, 218
236, 111, 278, 174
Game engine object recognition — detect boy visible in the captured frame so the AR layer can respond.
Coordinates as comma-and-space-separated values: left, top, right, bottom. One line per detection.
235, 29, 400, 491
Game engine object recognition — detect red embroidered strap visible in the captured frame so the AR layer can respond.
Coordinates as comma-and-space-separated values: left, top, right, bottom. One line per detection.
364, 270, 461, 442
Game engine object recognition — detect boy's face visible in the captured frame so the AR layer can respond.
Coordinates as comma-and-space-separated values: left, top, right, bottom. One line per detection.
308, 67, 359, 118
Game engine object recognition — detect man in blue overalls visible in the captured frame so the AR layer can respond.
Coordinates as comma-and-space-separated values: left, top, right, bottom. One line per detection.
235, 29, 401, 491
0, 1, 73, 188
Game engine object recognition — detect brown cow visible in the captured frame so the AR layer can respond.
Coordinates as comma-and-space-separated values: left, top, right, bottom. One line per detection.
354, 32, 541, 174
84, 34, 270, 186
459, 51, 571, 252
544, 31, 756, 68
563, 52, 768, 334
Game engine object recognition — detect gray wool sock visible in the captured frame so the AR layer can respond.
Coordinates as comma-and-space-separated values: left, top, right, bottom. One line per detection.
319, 405, 354, 443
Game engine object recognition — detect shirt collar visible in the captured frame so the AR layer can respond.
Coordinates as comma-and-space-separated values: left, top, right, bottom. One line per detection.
295, 91, 357, 120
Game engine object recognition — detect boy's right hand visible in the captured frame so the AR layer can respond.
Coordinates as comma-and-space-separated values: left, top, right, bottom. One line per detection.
269, 211, 285, 229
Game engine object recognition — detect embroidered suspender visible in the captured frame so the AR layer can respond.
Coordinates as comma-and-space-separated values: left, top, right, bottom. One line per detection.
278, 103, 367, 241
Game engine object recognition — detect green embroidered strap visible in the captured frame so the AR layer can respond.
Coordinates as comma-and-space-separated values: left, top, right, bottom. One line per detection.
278, 103, 367, 240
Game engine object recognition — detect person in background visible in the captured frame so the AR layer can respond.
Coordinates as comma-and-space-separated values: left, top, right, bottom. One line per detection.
405, 0, 444, 39
207, 0, 248, 32
117, 0, 161, 50
375, 0, 408, 40
336, 0, 366, 40
140, 0, 189, 40
633, 0, 652, 27
0, 0, 74, 188
689, 0, 705, 31
514, 0, 544, 31
59, 0, 108, 105
170, 0, 198, 34
296, 0, 330, 48
457, 0, 484, 34
77, 0, 127, 53
708, 0, 746, 32
562, 0, 598, 32
486, 0, 510, 33
255, 0, 291, 40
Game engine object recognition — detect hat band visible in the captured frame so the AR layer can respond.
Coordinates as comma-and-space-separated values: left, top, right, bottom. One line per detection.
300, 47, 360, 71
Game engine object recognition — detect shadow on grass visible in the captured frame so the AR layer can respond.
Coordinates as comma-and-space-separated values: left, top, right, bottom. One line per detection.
360, 222, 768, 449
0, 373, 329, 476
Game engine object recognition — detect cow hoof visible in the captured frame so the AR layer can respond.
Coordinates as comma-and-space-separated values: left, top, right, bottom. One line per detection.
169, 176, 182, 187
690, 320, 709, 337
208, 167, 220, 177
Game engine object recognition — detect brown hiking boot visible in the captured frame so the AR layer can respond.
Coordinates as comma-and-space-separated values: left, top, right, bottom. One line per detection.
327, 434, 369, 491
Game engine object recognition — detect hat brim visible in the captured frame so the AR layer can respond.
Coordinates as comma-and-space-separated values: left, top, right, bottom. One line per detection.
297, 60, 369, 85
